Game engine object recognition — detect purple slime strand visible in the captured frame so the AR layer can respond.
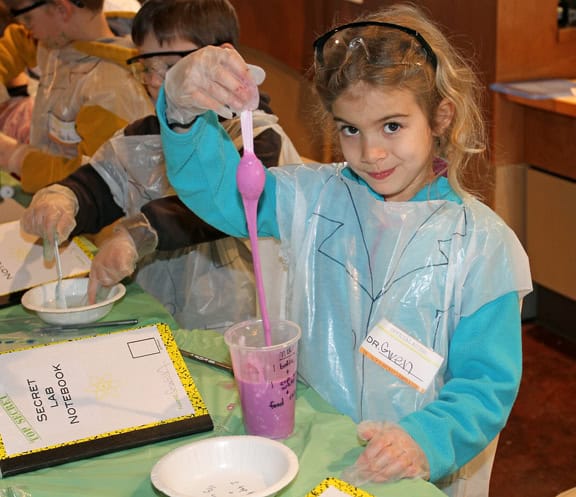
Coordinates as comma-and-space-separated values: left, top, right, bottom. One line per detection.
237, 111, 272, 346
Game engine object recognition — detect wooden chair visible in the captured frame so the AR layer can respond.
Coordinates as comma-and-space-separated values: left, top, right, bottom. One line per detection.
556, 489, 576, 497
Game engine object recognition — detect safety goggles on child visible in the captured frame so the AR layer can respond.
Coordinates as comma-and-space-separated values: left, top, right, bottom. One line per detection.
126, 50, 198, 85
10, 0, 84, 17
313, 21, 438, 71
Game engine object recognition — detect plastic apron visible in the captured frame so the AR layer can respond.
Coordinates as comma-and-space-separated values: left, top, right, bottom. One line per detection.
30, 40, 152, 159
274, 164, 532, 497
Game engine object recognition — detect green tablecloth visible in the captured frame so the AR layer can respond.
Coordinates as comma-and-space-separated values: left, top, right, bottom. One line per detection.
0, 282, 180, 350
0, 171, 32, 208
0, 283, 446, 497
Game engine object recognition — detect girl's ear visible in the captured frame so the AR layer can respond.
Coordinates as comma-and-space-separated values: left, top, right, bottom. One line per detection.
433, 98, 454, 135
53, 0, 74, 20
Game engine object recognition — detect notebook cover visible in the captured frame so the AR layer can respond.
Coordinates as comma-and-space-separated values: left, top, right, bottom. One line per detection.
0, 323, 213, 477
0, 220, 92, 297
305, 477, 375, 497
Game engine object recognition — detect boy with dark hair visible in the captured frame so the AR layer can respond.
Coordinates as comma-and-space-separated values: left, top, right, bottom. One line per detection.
21, 0, 300, 329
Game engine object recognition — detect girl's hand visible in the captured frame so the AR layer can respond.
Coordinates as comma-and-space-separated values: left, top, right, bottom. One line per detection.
342, 421, 430, 484
164, 46, 264, 123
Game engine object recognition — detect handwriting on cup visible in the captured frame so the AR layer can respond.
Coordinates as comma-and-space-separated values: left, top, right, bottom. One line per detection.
274, 345, 296, 373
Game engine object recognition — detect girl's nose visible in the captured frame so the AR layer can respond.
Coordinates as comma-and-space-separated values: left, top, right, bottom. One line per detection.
361, 137, 388, 164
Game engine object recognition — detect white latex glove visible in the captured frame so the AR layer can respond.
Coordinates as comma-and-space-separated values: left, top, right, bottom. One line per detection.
0, 131, 29, 175
342, 421, 430, 485
87, 214, 158, 304
164, 45, 265, 124
20, 185, 79, 262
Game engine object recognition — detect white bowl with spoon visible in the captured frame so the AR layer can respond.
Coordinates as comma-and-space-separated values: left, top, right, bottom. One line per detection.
21, 277, 126, 325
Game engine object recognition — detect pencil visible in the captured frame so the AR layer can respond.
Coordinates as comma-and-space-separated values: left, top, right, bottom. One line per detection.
39, 318, 139, 333
178, 347, 233, 372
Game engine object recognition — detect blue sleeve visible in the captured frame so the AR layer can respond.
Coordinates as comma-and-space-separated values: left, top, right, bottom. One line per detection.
156, 86, 280, 238
398, 291, 522, 481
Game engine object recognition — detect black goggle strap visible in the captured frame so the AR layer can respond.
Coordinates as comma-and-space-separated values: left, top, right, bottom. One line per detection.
10, 0, 47, 16
11, 0, 84, 16
126, 49, 200, 66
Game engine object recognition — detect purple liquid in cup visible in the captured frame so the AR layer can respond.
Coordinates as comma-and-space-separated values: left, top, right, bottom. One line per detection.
225, 319, 301, 439
237, 373, 297, 439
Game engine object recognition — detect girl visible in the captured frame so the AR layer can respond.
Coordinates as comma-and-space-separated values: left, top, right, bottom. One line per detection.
157, 4, 532, 496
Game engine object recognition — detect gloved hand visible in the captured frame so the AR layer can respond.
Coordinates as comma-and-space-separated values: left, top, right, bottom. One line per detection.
87, 213, 158, 304
164, 45, 265, 124
0, 131, 29, 175
342, 421, 430, 485
20, 185, 79, 262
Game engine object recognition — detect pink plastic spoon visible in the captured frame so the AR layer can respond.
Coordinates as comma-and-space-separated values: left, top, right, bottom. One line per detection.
237, 110, 272, 346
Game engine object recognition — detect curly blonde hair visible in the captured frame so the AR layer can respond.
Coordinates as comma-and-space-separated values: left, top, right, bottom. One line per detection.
313, 3, 486, 198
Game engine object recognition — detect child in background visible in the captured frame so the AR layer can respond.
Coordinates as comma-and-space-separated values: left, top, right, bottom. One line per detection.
0, 0, 153, 193
21, 0, 300, 330
155, 4, 532, 496
0, 0, 33, 143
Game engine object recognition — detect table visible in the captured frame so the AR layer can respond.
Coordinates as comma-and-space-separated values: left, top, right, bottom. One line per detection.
492, 82, 576, 337
0, 283, 446, 497
0, 171, 32, 209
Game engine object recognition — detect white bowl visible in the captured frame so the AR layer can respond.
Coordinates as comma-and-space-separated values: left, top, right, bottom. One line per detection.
21, 277, 126, 325
151, 435, 299, 497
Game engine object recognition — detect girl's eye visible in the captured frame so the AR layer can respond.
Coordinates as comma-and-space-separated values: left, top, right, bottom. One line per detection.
384, 122, 401, 134
339, 125, 359, 137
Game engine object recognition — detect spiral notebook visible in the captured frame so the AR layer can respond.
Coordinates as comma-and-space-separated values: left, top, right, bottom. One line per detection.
0, 322, 213, 477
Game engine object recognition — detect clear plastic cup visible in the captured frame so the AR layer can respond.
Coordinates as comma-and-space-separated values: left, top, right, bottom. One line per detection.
224, 319, 301, 439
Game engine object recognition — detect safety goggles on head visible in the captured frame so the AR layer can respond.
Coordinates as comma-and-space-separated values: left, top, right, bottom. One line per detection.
313, 21, 438, 71
126, 49, 198, 84
10, 0, 84, 17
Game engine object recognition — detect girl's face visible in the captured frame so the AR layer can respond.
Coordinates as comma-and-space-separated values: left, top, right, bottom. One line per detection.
136, 34, 199, 102
332, 82, 437, 202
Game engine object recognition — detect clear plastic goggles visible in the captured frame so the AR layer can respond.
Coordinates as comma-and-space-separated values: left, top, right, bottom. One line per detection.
126, 49, 198, 84
313, 21, 437, 71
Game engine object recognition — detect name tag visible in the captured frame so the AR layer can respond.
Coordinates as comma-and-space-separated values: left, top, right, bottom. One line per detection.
48, 113, 81, 145
360, 318, 444, 392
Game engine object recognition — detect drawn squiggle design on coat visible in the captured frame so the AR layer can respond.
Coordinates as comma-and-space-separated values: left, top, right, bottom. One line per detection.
314, 177, 469, 416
